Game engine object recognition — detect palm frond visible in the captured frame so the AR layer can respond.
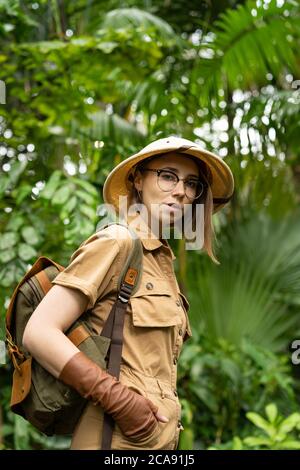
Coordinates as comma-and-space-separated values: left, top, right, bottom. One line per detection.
194, 0, 300, 106
69, 109, 145, 146
66, 110, 146, 175
240, 87, 300, 157
100, 7, 177, 40
187, 212, 300, 352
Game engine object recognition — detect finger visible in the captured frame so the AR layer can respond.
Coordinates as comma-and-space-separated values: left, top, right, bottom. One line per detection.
155, 412, 169, 423
147, 399, 159, 415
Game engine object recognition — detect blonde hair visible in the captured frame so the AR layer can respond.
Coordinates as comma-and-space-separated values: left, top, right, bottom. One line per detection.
127, 153, 219, 264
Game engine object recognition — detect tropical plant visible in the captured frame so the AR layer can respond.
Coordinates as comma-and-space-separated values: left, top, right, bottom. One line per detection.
1, 0, 300, 450
178, 335, 298, 449
208, 403, 300, 450
184, 211, 300, 352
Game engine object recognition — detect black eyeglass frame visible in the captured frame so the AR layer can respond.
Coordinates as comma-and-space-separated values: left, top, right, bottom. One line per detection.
139, 168, 206, 200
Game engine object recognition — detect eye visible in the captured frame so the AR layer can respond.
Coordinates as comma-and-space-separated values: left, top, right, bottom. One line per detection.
160, 171, 177, 182
185, 179, 198, 189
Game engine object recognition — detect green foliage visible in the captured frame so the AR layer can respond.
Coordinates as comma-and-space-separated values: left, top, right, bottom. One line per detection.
178, 335, 298, 449
194, 0, 300, 107
0, 170, 99, 296
240, 87, 300, 162
187, 212, 300, 352
209, 403, 300, 450
1, 0, 300, 450
101, 7, 178, 40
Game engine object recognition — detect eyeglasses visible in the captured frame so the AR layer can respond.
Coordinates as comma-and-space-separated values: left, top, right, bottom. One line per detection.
139, 168, 206, 200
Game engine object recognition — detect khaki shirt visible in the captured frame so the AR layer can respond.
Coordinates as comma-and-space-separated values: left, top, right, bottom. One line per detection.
52, 213, 192, 450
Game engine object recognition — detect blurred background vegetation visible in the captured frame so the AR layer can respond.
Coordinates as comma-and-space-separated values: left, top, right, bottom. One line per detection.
0, 0, 300, 450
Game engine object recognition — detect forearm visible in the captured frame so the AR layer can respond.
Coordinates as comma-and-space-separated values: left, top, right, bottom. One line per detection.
22, 321, 79, 378
59, 351, 160, 439
22, 284, 88, 378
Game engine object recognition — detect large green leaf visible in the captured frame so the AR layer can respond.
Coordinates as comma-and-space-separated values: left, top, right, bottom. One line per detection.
278, 413, 300, 435
52, 185, 72, 206
265, 403, 278, 424
245, 412, 274, 436
0, 232, 19, 249
21, 226, 39, 245
17, 243, 37, 261
187, 213, 300, 351
277, 440, 300, 450
40, 171, 62, 200
0, 248, 16, 263
195, 0, 300, 105
101, 8, 177, 40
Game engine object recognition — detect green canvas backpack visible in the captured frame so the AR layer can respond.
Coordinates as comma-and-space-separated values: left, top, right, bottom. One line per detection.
5, 222, 143, 439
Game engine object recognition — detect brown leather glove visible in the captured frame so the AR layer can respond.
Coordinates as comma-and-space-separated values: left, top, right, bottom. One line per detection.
59, 351, 158, 440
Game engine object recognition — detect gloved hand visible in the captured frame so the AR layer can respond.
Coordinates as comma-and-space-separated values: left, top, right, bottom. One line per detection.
59, 351, 158, 440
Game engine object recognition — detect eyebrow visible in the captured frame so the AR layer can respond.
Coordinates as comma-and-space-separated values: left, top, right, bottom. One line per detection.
159, 167, 199, 179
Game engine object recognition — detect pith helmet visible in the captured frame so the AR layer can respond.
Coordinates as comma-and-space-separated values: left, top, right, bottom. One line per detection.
103, 136, 234, 214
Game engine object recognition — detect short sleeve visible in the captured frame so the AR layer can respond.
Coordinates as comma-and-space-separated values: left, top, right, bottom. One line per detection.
51, 227, 132, 309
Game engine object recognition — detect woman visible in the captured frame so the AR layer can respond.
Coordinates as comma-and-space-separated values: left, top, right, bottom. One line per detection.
22, 136, 234, 450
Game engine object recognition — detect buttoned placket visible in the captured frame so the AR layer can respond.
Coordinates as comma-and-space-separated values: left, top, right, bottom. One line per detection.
159, 245, 183, 382
127, 215, 186, 448
157, 245, 186, 447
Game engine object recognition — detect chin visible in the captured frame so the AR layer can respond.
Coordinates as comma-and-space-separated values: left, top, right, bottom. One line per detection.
161, 213, 182, 227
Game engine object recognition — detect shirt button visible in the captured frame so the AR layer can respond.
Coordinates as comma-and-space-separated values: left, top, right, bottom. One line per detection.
146, 282, 153, 290
179, 328, 183, 336
176, 299, 181, 306
174, 390, 178, 397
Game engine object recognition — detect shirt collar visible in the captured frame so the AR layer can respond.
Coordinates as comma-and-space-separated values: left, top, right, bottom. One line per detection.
126, 211, 176, 260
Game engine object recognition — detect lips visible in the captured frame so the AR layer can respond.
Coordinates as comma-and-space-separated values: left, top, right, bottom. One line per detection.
162, 203, 182, 211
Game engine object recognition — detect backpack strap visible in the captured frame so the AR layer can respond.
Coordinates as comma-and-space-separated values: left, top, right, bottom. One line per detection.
97, 220, 143, 296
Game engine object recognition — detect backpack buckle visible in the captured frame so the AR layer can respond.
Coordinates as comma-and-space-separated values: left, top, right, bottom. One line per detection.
118, 294, 129, 303
118, 282, 133, 303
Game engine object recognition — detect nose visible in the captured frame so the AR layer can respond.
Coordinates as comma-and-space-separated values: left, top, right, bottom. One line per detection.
171, 179, 185, 197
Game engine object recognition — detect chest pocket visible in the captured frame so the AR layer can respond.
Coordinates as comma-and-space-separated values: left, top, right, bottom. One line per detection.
129, 279, 181, 327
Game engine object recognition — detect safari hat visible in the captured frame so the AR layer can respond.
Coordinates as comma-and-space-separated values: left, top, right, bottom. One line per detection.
103, 136, 234, 214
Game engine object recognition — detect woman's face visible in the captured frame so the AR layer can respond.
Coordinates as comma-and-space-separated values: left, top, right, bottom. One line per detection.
133, 152, 200, 231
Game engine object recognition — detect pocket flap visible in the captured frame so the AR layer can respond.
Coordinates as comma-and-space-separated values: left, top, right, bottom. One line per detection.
130, 279, 181, 327
131, 279, 173, 297
10, 357, 32, 407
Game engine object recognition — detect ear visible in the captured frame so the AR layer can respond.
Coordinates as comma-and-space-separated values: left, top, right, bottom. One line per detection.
133, 170, 143, 191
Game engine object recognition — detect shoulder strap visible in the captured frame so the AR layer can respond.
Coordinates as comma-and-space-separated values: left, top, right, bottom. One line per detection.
97, 220, 143, 297
101, 221, 142, 337
100, 220, 142, 377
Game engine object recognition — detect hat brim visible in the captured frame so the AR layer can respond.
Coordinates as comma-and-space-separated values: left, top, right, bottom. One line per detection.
103, 145, 234, 214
